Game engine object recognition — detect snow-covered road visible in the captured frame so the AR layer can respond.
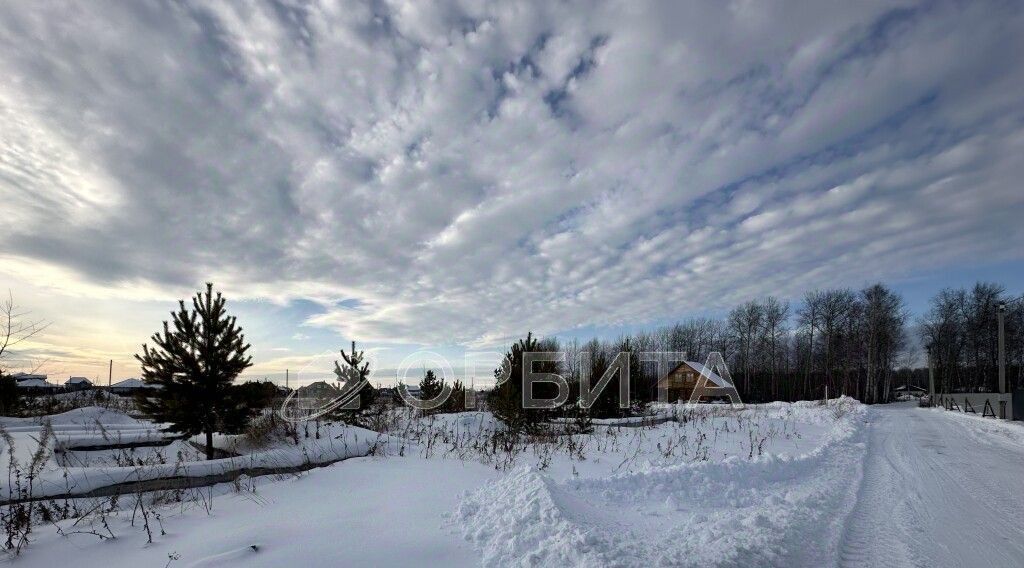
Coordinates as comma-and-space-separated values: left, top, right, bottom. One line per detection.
838, 403, 1024, 567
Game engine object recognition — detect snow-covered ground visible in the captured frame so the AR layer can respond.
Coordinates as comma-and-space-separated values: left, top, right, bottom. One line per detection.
0, 407, 396, 499
3, 400, 1024, 567
454, 400, 865, 566
0, 407, 171, 494
836, 403, 1024, 567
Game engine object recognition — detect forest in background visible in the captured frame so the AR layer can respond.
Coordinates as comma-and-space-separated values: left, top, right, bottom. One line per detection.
558, 281, 1022, 404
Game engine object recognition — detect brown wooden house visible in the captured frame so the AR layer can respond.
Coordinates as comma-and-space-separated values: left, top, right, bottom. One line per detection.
655, 361, 729, 401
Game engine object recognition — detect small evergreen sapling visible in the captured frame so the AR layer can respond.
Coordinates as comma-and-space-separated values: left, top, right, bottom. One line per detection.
329, 341, 377, 421
135, 283, 254, 460
446, 379, 467, 413
418, 369, 444, 409
488, 332, 561, 431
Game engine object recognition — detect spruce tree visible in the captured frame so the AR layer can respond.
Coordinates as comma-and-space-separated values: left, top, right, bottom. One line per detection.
330, 341, 377, 421
419, 370, 444, 400
583, 338, 648, 418
417, 369, 446, 414
620, 337, 648, 410
0, 374, 20, 416
135, 283, 253, 460
488, 333, 560, 431
587, 345, 619, 419
447, 379, 466, 413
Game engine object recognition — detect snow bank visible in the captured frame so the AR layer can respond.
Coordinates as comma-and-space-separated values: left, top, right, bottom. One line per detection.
925, 405, 1024, 447
0, 409, 402, 500
549, 412, 672, 427
1, 408, 173, 485
25, 425, 396, 499
455, 466, 614, 567
0, 406, 146, 430
454, 399, 867, 567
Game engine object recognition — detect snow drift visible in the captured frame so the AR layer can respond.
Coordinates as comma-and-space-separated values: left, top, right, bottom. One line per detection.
454, 399, 867, 567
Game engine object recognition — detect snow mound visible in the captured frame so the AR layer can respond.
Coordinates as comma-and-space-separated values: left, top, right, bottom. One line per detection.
455, 466, 614, 567
416, 411, 503, 434
0, 406, 144, 430
455, 400, 867, 567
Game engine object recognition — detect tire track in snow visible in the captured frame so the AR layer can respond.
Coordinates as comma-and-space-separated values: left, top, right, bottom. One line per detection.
837, 404, 1024, 568
837, 426, 912, 567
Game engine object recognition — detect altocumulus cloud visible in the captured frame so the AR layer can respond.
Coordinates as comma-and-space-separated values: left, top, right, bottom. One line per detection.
1, 0, 1023, 349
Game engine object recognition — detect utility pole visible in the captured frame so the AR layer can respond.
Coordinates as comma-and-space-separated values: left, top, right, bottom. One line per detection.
108, 359, 113, 387
286, 369, 289, 391
998, 302, 1006, 419
905, 358, 911, 402
927, 346, 935, 407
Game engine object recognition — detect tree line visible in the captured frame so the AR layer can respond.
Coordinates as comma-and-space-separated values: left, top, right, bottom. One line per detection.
491, 281, 1023, 419
920, 282, 1023, 394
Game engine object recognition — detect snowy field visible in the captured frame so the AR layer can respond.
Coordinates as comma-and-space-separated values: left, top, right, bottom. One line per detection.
2, 399, 1023, 567
0, 407, 390, 501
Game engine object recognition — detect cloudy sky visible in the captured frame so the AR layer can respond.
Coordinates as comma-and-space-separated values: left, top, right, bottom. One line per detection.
2, 0, 1024, 386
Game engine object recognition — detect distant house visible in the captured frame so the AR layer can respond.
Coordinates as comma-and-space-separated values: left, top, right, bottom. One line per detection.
290, 381, 342, 414
893, 384, 927, 398
11, 373, 57, 393
295, 381, 339, 398
109, 378, 161, 396
14, 377, 59, 394
375, 387, 398, 404
654, 361, 730, 401
11, 372, 48, 383
66, 377, 94, 391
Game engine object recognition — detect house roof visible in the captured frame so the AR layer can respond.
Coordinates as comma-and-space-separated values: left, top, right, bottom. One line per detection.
67, 377, 92, 384
110, 378, 159, 389
296, 380, 337, 392
12, 372, 47, 381
657, 361, 730, 388
16, 379, 53, 388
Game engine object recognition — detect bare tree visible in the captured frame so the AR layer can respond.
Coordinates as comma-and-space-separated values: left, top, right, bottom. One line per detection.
817, 289, 856, 395
920, 283, 1021, 394
963, 283, 1004, 391
921, 288, 967, 393
562, 337, 583, 387
758, 297, 790, 400
0, 291, 49, 373
796, 290, 824, 397
859, 284, 907, 403
728, 301, 763, 395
